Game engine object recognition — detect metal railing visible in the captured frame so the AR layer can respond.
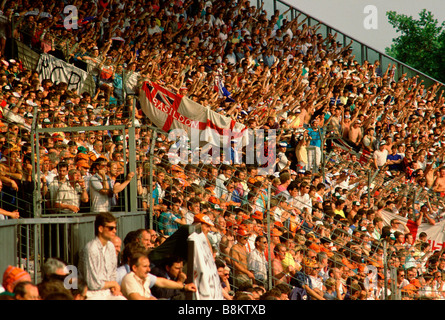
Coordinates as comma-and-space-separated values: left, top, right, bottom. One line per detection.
0, 211, 145, 284
257, 0, 444, 90
0, 93, 146, 279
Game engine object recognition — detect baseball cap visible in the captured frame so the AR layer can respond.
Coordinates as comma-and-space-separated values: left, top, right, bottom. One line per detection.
236, 227, 248, 237
76, 160, 90, 168
171, 164, 184, 172
194, 213, 214, 227
77, 146, 88, 154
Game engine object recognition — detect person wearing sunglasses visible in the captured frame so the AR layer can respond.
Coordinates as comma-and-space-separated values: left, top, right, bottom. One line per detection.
78, 211, 126, 300
247, 235, 268, 289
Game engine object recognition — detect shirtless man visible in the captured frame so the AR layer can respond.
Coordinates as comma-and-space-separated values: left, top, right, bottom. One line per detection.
341, 116, 352, 140
348, 120, 363, 152
329, 106, 342, 136
433, 167, 445, 196
272, 243, 295, 286
229, 229, 255, 287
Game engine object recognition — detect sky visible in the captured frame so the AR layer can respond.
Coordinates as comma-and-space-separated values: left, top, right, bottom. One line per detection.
272, 0, 445, 53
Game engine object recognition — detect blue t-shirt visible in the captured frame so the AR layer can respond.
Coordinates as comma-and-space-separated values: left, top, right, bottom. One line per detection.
308, 127, 322, 148
113, 73, 123, 90
387, 153, 402, 171
158, 211, 182, 236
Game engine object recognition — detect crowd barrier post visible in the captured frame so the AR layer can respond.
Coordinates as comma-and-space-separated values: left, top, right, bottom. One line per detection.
148, 129, 158, 230
186, 224, 198, 300
318, 126, 326, 179
266, 186, 272, 291
390, 267, 400, 300
126, 98, 138, 213
367, 169, 372, 208
383, 240, 388, 300
411, 189, 418, 221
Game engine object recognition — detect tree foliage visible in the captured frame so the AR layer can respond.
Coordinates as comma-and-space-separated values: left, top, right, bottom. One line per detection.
385, 9, 445, 83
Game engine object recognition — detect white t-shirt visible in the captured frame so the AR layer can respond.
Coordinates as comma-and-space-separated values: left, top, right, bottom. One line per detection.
374, 149, 388, 167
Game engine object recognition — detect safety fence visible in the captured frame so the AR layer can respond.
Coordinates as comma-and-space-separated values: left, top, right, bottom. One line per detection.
0, 211, 145, 284
0, 99, 147, 281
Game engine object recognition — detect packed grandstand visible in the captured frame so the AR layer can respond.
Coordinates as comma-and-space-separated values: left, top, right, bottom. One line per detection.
0, 0, 445, 301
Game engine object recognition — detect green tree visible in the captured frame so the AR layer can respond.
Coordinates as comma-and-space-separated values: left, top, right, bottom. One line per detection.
385, 9, 445, 83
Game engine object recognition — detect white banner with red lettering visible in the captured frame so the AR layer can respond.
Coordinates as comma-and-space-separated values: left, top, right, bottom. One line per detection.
381, 210, 445, 251
139, 81, 247, 146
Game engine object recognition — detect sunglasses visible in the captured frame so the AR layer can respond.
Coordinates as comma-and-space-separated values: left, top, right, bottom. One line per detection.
104, 225, 117, 231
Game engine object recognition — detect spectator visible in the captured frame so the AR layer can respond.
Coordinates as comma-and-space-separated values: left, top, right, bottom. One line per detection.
116, 241, 147, 285
290, 257, 326, 300
45, 161, 69, 213
151, 256, 188, 300
112, 167, 136, 212
54, 168, 89, 214
89, 158, 114, 213
247, 235, 268, 288
1, 266, 32, 298
272, 243, 295, 286
78, 211, 126, 300
120, 250, 196, 300
374, 141, 389, 170
158, 196, 187, 236
13, 281, 40, 300
215, 259, 233, 300
0, 179, 20, 219
69, 278, 88, 300
230, 227, 255, 288
40, 258, 68, 284
111, 235, 122, 261
133, 228, 152, 251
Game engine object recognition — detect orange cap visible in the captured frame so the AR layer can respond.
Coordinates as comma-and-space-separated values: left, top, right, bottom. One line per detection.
194, 213, 214, 226
76, 159, 90, 168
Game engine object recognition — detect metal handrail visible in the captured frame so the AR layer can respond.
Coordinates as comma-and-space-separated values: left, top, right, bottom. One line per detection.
273, 0, 444, 89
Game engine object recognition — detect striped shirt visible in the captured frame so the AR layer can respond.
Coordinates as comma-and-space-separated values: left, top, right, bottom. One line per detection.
89, 173, 112, 213
55, 182, 82, 213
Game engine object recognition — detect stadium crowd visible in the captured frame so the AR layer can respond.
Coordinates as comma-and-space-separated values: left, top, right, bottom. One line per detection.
1, 0, 445, 300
